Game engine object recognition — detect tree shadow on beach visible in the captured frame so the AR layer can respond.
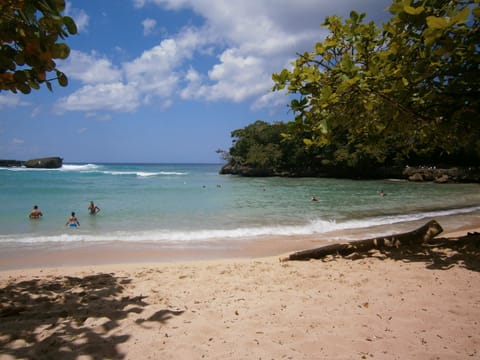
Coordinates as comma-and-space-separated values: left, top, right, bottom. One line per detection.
0, 273, 183, 359
370, 233, 480, 272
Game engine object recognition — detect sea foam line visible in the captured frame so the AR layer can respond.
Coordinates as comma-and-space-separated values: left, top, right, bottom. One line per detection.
2, 205, 479, 244
103, 171, 187, 177
0, 164, 100, 172
62, 164, 187, 176
61, 164, 100, 171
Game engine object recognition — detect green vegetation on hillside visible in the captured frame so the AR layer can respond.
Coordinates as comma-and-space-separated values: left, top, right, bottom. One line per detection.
223, 0, 480, 176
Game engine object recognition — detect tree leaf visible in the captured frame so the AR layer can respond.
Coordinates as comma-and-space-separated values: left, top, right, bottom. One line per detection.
473, 6, 480, 19
63, 16, 78, 35
51, 43, 70, 59
0, 0, 77, 94
303, 138, 313, 146
404, 5, 425, 15
57, 72, 68, 86
451, 7, 470, 24
426, 16, 449, 30
18, 83, 31, 94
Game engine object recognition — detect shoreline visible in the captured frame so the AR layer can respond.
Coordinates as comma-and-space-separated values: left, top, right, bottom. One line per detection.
0, 212, 479, 271
1, 213, 479, 359
1, 228, 479, 358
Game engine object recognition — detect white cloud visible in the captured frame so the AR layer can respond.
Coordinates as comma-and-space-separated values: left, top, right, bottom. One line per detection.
181, 67, 205, 100
56, 38, 188, 113
31, 106, 41, 118
0, 94, 30, 109
132, 0, 147, 7
59, 51, 122, 84
85, 113, 112, 121
12, 138, 25, 144
123, 39, 181, 99
142, 18, 157, 35
55, 52, 130, 113
130, 0, 391, 111
123, 27, 209, 99
55, 83, 140, 113
65, 1, 89, 33
56, 0, 392, 114
206, 49, 271, 102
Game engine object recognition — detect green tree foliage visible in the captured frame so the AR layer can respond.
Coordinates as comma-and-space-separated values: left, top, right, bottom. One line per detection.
0, 0, 77, 94
272, 0, 480, 168
229, 120, 285, 171
225, 120, 323, 176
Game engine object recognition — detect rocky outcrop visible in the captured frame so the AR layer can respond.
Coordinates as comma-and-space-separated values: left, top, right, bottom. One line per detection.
402, 166, 480, 183
219, 163, 275, 177
23, 157, 63, 169
0, 160, 23, 167
220, 162, 480, 183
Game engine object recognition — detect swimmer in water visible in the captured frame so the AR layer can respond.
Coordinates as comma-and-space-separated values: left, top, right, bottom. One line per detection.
65, 212, 80, 227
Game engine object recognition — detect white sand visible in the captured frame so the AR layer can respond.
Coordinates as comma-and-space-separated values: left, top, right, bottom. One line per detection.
1, 223, 480, 359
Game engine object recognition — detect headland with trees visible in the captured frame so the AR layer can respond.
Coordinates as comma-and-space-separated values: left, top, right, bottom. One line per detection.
219, 0, 479, 182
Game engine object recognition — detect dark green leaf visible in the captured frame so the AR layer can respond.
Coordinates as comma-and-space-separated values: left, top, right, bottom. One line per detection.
63, 16, 78, 35
57, 72, 68, 86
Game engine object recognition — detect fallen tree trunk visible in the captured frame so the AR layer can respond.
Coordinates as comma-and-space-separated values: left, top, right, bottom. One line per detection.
282, 220, 443, 261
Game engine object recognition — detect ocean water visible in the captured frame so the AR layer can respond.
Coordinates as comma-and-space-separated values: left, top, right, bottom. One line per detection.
1, 163, 479, 248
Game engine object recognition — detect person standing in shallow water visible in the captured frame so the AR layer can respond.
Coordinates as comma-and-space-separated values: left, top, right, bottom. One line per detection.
88, 201, 101, 215
66, 212, 80, 227
29, 205, 43, 219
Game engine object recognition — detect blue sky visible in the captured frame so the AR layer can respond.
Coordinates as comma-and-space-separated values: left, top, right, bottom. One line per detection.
0, 0, 392, 163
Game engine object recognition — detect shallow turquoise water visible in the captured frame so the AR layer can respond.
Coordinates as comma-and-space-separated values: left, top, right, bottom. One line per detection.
1, 163, 479, 245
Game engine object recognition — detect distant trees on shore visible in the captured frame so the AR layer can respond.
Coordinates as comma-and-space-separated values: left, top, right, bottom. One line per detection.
222, 0, 480, 176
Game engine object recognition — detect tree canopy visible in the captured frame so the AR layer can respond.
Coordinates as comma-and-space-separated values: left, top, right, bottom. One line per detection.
270, 0, 480, 170
222, 0, 479, 177
0, 0, 77, 94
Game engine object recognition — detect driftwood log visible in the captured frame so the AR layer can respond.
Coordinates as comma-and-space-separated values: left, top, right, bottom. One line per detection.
282, 220, 443, 261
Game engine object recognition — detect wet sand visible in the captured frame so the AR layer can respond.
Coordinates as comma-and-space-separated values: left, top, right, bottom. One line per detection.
0, 218, 479, 359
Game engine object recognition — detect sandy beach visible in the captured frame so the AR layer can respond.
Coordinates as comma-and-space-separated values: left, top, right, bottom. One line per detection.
1, 222, 479, 359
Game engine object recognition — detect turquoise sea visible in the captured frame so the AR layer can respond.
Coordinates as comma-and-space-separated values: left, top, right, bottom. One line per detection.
1, 163, 480, 249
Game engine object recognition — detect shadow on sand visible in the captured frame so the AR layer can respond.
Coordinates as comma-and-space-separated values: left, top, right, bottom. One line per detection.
379, 233, 480, 272
0, 273, 183, 359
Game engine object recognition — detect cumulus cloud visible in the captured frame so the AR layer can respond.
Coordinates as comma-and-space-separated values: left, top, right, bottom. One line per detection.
55, 52, 126, 113
206, 49, 271, 102
130, 0, 391, 110
0, 94, 30, 109
181, 67, 206, 100
57, 26, 208, 113
142, 18, 157, 35
85, 113, 112, 121
55, 83, 140, 113
57, 0, 391, 114
31, 106, 42, 118
122, 40, 183, 102
59, 51, 122, 84
65, 1, 89, 33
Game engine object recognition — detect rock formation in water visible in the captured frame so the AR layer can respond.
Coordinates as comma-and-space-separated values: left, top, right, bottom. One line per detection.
23, 157, 63, 169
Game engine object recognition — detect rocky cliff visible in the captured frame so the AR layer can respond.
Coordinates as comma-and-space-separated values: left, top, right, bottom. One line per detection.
220, 163, 480, 183
0, 157, 63, 169
0, 160, 23, 167
23, 157, 63, 168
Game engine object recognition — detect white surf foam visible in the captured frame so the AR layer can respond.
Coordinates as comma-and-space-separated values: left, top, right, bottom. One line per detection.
2, 205, 478, 245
